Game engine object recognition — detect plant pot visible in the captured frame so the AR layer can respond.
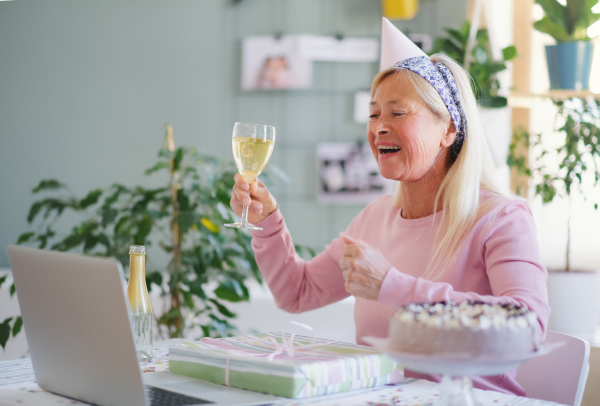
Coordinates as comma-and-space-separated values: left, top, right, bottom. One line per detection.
545, 41, 595, 90
547, 270, 600, 343
479, 106, 512, 191
479, 106, 512, 168
381, 0, 418, 20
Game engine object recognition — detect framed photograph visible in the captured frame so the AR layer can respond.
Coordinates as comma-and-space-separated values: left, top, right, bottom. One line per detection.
408, 33, 433, 53
297, 35, 379, 62
317, 141, 394, 205
241, 36, 313, 91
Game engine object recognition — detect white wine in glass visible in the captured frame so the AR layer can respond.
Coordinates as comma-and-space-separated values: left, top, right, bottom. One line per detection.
225, 122, 275, 230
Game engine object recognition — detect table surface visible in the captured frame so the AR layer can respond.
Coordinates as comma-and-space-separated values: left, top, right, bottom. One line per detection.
0, 339, 567, 406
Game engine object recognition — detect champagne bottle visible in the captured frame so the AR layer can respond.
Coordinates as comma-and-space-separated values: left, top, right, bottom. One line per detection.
127, 245, 153, 361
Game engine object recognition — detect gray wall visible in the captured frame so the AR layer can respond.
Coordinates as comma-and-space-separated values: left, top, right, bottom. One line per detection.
0, 0, 466, 268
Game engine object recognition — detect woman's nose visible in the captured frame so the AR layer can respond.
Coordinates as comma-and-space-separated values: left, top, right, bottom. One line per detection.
372, 119, 390, 137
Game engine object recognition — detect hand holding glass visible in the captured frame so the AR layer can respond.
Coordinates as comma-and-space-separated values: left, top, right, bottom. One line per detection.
225, 122, 275, 230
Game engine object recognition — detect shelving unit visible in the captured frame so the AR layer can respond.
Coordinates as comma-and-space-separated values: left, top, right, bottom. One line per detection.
509, 90, 600, 108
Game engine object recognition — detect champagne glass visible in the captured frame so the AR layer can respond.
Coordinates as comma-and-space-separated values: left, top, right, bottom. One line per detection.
225, 122, 275, 230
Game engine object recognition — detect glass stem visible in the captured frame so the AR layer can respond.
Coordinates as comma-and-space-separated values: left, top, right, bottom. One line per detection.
435, 375, 478, 406
241, 190, 251, 224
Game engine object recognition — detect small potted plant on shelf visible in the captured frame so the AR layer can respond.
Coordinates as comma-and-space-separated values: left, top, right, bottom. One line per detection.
508, 97, 600, 341
533, 0, 600, 90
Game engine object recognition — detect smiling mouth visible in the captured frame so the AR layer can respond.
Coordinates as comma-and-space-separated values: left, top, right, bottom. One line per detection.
378, 145, 401, 154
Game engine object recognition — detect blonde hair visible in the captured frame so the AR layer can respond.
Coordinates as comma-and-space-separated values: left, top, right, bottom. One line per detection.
371, 53, 506, 277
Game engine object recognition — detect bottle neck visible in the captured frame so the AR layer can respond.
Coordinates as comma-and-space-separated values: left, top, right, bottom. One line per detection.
128, 253, 151, 314
129, 253, 146, 281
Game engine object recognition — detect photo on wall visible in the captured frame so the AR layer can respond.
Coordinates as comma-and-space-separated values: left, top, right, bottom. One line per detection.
408, 33, 433, 53
317, 141, 394, 204
241, 36, 313, 91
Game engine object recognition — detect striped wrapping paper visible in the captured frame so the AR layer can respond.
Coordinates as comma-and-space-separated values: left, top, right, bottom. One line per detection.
168, 332, 403, 398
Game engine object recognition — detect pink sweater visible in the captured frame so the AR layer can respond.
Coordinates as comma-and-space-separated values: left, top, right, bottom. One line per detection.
251, 191, 549, 396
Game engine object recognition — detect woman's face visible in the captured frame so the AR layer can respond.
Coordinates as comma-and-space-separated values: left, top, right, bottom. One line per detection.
367, 73, 455, 183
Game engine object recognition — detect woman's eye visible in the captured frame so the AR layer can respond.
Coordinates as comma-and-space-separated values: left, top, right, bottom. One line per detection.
391, 112, 404, 117
369, 113, 379, 119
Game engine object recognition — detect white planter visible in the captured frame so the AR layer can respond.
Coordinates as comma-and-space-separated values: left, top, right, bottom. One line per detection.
547, 270, 600, 343
478, 106, 512, 192
479, 106, 512, 169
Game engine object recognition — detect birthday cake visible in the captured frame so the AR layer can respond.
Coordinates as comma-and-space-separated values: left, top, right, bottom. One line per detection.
388, 301, 539, 357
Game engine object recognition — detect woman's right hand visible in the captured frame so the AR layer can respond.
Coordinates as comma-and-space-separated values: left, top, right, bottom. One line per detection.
230, 173, 279, 225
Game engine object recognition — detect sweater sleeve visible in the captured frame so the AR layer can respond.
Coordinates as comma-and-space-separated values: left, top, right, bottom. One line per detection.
378, 200, 549, 334
251, 209, 350, 313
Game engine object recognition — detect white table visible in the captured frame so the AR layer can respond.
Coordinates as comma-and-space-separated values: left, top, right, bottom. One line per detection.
0, 340, 567, 406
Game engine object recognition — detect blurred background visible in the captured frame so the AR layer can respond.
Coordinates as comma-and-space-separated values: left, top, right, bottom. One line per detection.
1, 3, 600, 402
0, 0, 472, 268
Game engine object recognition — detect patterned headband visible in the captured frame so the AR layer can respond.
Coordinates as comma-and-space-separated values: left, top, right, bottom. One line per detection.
393, 56, 466, 156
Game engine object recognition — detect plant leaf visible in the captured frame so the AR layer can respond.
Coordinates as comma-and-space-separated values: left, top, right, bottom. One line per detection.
32, 179, 64, 193
26, 201, 45, 223
480, 96, 508, 108
200, 217, 220, 233
208, 298, 236, 318
79, 189, 103, 209
173, 148, 184, 172
102, 208, 119, 227
146, 271, 163, 293
534, 17, 571, 42
12, 316, 23, 337
17, 232, 35, 244
145, 162, 169, 175
0, 318, 12, 350
214, 278, 249, 302
502, 45, 517, 61
536, 0, 567, 30
473, 45, 488, 65
134, 215, 153, 245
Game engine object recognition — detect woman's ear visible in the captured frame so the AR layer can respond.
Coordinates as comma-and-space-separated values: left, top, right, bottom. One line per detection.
440, 119, 457, 148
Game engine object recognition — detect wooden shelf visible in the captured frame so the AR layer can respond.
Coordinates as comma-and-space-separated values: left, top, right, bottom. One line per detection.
544, 90, 600, 99
508, 90, 600, 108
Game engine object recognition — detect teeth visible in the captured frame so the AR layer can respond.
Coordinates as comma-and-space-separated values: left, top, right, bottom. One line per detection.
378, 145, 401, 154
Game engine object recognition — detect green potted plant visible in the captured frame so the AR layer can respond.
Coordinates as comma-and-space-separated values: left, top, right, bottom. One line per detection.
533, 0, 600, 90
431, 20, 517, 108
508, 97, 600, 341
431, 20, 517, 168
1, 125, 297, 352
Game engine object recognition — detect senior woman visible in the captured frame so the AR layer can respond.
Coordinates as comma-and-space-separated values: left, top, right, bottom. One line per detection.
229, 20, 549, 396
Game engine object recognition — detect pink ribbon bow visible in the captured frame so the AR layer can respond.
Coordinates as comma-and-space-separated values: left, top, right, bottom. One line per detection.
200, 321, 338, 386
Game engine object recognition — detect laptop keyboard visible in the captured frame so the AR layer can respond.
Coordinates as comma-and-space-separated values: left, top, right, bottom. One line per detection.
146, 385, 214, 406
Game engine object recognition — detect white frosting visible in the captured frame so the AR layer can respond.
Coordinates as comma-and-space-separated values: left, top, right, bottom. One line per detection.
397, 301, 537, 329
388, 301, 539, 356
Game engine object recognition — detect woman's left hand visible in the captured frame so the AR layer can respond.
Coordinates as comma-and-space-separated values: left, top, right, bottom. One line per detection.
339, 234, 392, 300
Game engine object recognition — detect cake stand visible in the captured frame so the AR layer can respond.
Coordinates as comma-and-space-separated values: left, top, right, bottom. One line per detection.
363, 336, 561, 406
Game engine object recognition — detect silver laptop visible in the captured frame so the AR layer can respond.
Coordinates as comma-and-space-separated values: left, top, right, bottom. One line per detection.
7, 245, 282, 406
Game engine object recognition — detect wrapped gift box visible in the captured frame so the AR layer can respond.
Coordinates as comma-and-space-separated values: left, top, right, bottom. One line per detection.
168, 332, 403, 398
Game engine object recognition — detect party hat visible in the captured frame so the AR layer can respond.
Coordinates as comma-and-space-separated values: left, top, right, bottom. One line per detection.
380, 17, 427, 71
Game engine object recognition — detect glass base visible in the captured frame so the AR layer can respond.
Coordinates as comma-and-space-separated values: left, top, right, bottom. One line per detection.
137, 349, 153, 362
224, 221, 262, 231
433, 375, 480, 406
